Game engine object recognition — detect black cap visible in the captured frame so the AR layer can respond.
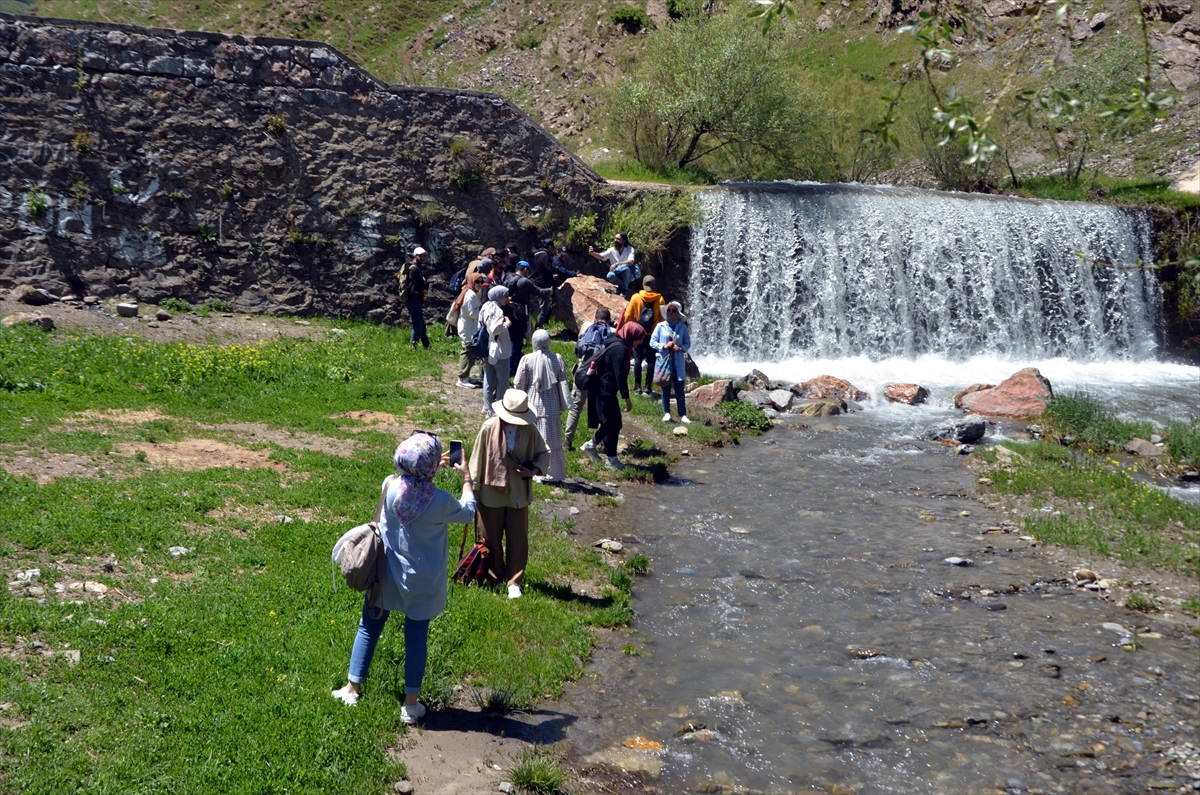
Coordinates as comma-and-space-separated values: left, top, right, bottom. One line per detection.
542, 238, 554, 248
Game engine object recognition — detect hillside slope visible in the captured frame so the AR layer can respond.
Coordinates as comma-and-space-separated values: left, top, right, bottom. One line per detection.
19, 0, 1200, 188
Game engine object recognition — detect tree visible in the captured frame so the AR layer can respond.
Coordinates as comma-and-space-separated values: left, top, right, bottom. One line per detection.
607, 13, 819, 178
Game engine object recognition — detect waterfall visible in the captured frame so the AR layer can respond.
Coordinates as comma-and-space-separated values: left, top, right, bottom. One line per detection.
688, 183, 1162, 363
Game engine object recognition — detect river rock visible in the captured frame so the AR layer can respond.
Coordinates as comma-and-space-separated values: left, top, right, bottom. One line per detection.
953, 383, 995, 408
793, 375, 870, 402
884, 383, 929, 404
11, 285, 55, 305
116, 302, 139, 318
795, 400, 844, 417
744, 369, 773, 390
687, 379, 734, 408
767, 389, 794, 411
737, 389, 772, 407
2, 312, 55, 330
554, 275, 627, 335
156, 310, 173, 321
1125, 437, 1163, 457
683, 352, 700, 379
959, 368, 1053, 418
920, 416, 986, 443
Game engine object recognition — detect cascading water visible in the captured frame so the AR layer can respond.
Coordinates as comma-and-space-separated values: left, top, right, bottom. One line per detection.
688, 182, 1162, 362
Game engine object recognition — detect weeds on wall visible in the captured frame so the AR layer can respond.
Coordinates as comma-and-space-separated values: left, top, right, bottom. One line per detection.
71, 132, 93, 156
26, 188, 49, 218
601, 190, 699, 263
565, 211, 597, 246
447, 138, 485, 191
265, 114, 288, 136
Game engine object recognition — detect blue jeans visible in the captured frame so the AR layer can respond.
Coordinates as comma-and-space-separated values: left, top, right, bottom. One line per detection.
605, 265, 634, 294
483, 357, 510, 414
662, 378, 687, 417
406, 300, 429, 348
347, 597, 430, 696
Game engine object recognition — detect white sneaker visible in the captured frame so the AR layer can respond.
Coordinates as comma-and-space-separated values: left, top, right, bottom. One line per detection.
456, 379, 478, 389
662, 413, 673, 422
680, 415, 691, 425
581, 440, 601, 460
331, 687, 359, 707
400, 701, 426, 725
605, 456, 624, 470
508, 584, 522, 599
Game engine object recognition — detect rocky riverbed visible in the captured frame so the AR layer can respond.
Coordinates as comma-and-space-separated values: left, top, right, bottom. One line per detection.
557, 416, 1200, 794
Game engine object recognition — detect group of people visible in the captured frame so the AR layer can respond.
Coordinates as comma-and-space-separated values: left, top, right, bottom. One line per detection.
334, 234, 692, 723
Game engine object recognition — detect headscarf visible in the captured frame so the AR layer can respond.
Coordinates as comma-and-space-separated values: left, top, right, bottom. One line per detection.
487, 285, 509, 304
525, 329, 558, 392
615, 322, 645, 378
390, 432, 441, 526
477, 257, 493, 274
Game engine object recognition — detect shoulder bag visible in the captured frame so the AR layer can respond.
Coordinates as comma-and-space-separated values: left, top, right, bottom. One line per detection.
453, 516, 496, 586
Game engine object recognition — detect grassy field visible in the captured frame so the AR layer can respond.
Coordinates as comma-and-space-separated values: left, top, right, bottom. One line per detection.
0, 319, 634, 793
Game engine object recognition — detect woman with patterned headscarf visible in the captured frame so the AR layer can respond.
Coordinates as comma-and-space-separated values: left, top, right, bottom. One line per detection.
513, 329, 568, 483
332, 432, 476, 725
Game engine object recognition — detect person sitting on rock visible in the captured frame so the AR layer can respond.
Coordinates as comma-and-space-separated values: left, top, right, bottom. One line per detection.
589, 232, 637, 297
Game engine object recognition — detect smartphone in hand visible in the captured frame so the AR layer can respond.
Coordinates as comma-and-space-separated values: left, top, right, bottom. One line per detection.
449, 440, 463, 466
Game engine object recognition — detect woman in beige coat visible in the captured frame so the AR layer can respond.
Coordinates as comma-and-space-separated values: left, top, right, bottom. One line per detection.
467, 390, 550, 599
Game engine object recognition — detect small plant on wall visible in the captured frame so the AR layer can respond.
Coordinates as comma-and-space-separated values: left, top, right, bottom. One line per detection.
71, 132, 93, 155
27, 188, 50, 218
447, 138, 484, 191
266, 114, 288, 136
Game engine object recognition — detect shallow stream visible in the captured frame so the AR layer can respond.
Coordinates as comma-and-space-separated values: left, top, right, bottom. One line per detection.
561, 415, 1200, 794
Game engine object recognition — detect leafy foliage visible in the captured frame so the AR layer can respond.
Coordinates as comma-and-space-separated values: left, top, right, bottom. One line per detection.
600, 191, 699, 264
565, 211, 598, 246
716, 400, 771, 432
610, 7, 652, 33
607, 13, 822, 178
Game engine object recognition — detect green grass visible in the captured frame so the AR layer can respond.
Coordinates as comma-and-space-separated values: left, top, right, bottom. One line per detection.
0, 322, 629, 794
979, 441, 1200, 579
1041, 394, 1198, 469
508, 744, 568, 795
591, 159, 714, 186
1015, 177, 1200, 210
715, 400, 771, 433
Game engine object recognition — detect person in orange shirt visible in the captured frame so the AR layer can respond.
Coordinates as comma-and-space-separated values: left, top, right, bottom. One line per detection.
620, 275, 665, 397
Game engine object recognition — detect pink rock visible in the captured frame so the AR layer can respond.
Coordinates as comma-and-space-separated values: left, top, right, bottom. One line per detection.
554, 275, 627, 335
795, 375, 870, 402
960, 368, 1053, 418
954, 383, 995, 409
883, 383, 928, 405
687, 380, 734, 409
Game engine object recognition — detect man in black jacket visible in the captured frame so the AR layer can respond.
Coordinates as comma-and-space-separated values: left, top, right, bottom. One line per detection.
529, 239, 577, 329
502, 258, 551, 360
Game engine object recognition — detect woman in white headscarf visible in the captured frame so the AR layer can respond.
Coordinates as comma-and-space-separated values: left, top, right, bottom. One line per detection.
478, 285, 513, 416
513, 329, 568, 483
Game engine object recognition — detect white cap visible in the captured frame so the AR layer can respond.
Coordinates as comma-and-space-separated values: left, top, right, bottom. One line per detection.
412, 246, 427, 256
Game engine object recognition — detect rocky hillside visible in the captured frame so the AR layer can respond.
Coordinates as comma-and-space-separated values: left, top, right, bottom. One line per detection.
0, 15, 606, 319
21, 0, 1198, 188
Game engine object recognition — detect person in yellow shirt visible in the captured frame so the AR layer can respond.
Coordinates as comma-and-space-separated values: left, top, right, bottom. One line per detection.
620, 275, 665, 397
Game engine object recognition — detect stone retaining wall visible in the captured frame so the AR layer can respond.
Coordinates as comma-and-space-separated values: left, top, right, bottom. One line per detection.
0, 13, 607, 319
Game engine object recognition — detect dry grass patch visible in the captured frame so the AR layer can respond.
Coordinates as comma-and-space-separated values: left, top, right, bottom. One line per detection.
205, 422, 358, 457
113, 439, 286, 472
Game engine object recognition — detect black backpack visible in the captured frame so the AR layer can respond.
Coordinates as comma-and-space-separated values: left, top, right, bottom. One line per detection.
447, 267, 467, 294
637, 304, 656, 334
574, 337, 619, 391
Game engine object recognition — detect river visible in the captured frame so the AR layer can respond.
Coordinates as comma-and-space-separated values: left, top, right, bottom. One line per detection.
561, 412, 1200, 794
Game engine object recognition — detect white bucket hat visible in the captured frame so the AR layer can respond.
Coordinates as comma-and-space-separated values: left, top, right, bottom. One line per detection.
492, 389, 537, 426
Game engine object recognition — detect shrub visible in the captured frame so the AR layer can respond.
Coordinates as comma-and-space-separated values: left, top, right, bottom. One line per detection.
203, 299, 233, 313
515, 32, 540, 51
198, 225, 218, 243
71, 132, 93, 155
26, 188, 49, 218
416, 202, 443, 226
611, 6, 652, 32
265, 114, 288, 136
448, 139, 484, 191
716, 400, 771, 432
160, 297, 191, 313
601, 191, 699, 264
565, 211, 598, 246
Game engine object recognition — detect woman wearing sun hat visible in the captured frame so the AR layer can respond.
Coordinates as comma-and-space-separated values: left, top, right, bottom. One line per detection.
468, 389, 550, 599
332, 431, 475, 724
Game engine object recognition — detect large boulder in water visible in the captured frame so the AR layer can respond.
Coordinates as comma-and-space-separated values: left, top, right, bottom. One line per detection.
768, 389, 795, 411
954, 383, 995, 408
688, 379, 735, 408
884, 383, 929, 405
744, 369, 772, 390
959, 368, 1053, 418
737, 389, 772, 407
554, 275, 627, 335
920, 416, 986, 444
793, 375, 870, 402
